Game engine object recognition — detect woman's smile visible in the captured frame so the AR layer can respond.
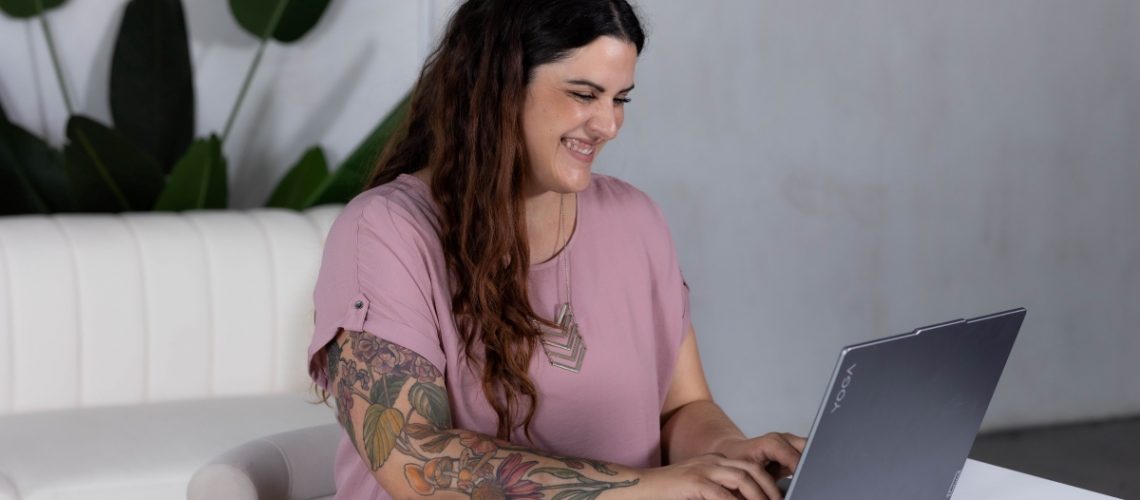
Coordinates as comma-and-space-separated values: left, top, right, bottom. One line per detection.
561, 137, 597, 163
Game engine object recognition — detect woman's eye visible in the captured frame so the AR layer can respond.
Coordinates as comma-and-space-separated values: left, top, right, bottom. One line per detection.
571, 92, 595, 101
615, 96, 631, 105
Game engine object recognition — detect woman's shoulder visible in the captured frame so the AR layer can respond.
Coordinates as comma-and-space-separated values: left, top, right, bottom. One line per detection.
588, 173, 669, 227
328, 174, 440, 248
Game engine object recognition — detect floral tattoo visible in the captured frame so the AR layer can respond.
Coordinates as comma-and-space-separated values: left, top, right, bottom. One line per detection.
326, 330, 638, 499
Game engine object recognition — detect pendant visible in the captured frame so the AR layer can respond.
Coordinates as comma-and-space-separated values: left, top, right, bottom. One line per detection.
540, 303, 587, 373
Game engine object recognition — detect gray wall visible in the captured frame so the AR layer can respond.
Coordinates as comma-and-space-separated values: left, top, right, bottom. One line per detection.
3, 1, 1137, 436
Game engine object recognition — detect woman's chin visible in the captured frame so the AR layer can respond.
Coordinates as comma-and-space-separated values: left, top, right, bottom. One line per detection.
560, 171, 593, 193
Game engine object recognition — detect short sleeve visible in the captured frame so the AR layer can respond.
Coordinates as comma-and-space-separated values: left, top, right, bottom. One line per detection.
308, 196, 445, 389
643, 192, 693, 343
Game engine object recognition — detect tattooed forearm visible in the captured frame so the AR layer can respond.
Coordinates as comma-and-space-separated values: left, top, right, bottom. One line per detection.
327, 330, 640, 498
399, 427, 638, 498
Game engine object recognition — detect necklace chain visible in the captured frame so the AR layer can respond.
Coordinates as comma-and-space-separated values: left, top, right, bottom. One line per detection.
535, 192, 585, 373
557, 194, 572, 303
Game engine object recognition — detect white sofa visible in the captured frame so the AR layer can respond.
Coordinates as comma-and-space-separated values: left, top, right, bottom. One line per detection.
0, 207, 343, 500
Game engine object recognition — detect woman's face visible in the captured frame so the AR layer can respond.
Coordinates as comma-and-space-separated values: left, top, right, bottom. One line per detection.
521, 36, 638, 195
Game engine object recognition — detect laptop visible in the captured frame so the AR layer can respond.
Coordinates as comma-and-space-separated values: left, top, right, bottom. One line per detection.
779, 308, 1026, 499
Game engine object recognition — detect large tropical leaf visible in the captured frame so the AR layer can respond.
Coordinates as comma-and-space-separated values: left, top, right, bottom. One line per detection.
308, 93, 410, 207
0, 119, 69, 214
64, 115, 164, 212
265, 146, 328, 209
110, 0, 194, 172
0, 0, 66, 18
228, 0, 332, 43
153, 135, 228, 211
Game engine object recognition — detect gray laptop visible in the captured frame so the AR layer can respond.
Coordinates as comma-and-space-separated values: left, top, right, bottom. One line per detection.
781, 308, 1026, 499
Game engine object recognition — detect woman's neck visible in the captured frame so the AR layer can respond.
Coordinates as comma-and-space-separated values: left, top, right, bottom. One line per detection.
525, 190, 577, 264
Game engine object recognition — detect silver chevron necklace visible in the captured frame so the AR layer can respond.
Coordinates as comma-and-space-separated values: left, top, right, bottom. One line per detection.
534, 192, 586, 373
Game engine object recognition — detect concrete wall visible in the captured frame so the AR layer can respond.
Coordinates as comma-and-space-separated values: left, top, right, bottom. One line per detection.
3, 0, 1138, 436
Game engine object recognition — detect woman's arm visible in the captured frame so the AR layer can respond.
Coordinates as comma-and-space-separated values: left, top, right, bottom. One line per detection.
660, 326, 747, 462
327, 329, 645, 498
660, 326, 806, 489
330, 329, 785, 499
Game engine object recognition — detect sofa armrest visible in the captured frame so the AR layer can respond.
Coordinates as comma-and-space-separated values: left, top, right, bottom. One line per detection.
187, 423, 342, 500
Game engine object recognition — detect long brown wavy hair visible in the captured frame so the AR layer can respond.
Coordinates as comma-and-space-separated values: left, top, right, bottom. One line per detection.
366, 0, 645, 440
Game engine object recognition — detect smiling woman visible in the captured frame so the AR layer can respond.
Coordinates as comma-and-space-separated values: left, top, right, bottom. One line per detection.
308, 1, 805, 499
521, 36, 638, 195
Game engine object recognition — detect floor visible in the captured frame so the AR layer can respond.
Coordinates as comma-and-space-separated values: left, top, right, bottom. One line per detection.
969, 415, 1140, 499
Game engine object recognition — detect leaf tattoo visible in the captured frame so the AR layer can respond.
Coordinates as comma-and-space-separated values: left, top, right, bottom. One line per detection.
327, 331, 639, 498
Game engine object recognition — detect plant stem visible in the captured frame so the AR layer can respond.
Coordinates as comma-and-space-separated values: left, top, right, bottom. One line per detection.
221, 0, 289, 144
35, 0, 73, 115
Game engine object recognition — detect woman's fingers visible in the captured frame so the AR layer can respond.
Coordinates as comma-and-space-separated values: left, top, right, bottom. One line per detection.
780, 433, 807, 453
711, 457, 779, 500
762, 433, 803, 475
697, 478, 745, 500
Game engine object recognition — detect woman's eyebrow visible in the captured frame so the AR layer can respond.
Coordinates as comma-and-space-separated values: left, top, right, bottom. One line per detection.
565, 79, 636, 94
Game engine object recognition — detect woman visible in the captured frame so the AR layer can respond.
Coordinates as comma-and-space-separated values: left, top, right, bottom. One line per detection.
308, 1, 804, 498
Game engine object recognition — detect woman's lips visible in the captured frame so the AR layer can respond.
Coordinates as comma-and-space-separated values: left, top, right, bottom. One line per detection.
561, 137, 596, 162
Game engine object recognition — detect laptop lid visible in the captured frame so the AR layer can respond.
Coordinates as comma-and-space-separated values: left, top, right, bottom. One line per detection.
784, 308, 1025, 500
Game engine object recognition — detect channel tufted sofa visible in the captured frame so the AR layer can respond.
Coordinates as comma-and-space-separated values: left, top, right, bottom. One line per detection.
0, 206, 344, 500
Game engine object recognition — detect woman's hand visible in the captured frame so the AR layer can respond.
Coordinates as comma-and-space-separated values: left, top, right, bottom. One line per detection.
714, 432, 807, 480
634, 453, 788, 500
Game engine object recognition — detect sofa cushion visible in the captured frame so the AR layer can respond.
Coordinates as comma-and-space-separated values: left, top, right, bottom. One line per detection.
0, 393, 334, 500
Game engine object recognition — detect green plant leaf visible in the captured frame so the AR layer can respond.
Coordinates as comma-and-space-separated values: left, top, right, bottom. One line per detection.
308, 93, 411, 207
64, 115, 163, 212
362, 404, 404, 471
409, 382, 451, 429
110, 0, 194, 172
370, 374, 407, 408
228, 0, 332, 43
154, 135, 228, 211
0, 0, 66, 18
265, 146, 328, 209
0, 119, 69, 214
0, 136, 47, 214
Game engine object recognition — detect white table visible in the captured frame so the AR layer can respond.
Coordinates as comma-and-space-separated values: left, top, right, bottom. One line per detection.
953, 459, 1120, 499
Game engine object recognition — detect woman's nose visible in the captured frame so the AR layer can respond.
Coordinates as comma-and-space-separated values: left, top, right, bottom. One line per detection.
587, 103, 619, 141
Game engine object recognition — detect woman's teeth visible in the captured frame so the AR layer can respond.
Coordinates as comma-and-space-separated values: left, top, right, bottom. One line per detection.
562, 138, 595, 155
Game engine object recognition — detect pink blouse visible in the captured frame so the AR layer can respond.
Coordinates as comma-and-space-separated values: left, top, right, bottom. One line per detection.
308, 173, 691, 499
